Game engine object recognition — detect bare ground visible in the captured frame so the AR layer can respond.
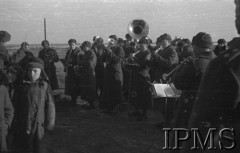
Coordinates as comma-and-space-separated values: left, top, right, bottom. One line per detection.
43, 91, 168, 153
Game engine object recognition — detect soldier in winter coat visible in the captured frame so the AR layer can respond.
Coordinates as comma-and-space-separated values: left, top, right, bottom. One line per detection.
150, 33, 179, 83
129, 36, 152, 120
11, 42, 34, 69
181, 1, 240, 152
77, 41, 97, 109
102, 35, 124, 114
38, 40, 59, 90
64, 39, 81, 105
170, 32, 214, 153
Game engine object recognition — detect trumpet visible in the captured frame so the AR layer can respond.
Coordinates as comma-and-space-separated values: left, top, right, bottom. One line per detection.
162, 56, 194, 81
152, 46, 162, 54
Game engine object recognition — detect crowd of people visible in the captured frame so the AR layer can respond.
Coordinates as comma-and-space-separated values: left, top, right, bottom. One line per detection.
1, 1, 240, 152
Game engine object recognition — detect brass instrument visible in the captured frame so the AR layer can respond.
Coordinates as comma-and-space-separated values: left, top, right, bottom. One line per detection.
162, 56, 194, 81
128, 19, 149, 40
123, 19, 150, 71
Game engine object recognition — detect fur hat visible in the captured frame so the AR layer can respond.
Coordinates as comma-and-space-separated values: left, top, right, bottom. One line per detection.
21, 42, 29, 47
109, 35, 118, 41
26, 57, 44, 69
41, 40, 49, 46
82, 41, 92, 48
25, 57, 49, 82
68, 39, 77, 44
156, 33, 172, 43
125, 33, 131, 39
217, 39, 226, 44
0, 31, 11, 42
192, 32, 213, 49
138, 36, 149, 45
118, 38, 124, 43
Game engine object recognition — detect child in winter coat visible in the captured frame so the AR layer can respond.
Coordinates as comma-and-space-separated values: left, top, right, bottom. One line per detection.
12, 57, 55, 153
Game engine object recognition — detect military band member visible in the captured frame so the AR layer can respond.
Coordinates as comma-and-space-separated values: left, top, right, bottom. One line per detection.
124, 33, 133, 48
64, 39, 81, 105
213, 38, 227, 56
92, 37, 106, 107
170, 33, 214, 153
102, 35, 124, 114
38, 40, 59, 90
129, 36, 152, 120
77, 41, 97, 109
181, 1, 240, 152
173, 32, 214, 130
150, 33, 179, 83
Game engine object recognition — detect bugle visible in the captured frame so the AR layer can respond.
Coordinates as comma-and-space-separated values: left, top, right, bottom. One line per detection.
162, 56, 194, 81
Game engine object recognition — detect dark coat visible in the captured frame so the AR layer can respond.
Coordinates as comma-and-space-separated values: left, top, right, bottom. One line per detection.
123, 46, 135, 59
133, 50, 151, 78
11, 48, 34, 68
78, 50, 97, 82
173, 56, 212, 129
0, 84, 14, 152
93, 44, 106, 72
12, 79, 55, 152
181, 43, 240, 152
64, 47, 81, 96
0, 43, 9, 64
213, 45, 226, 56
178, 45, 195, 62
77, 50, 97, 103
38, 48, 59, 90
105, 46, 125, 83
150, 45, 179, 83
130, 50, 152, 114
103, 46, 124, 110
93, 44, 106, 93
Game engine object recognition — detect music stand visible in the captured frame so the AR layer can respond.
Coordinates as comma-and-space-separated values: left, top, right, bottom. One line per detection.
152, 83, 181, 124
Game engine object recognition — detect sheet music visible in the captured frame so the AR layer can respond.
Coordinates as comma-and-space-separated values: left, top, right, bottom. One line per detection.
153, 83, 180, 98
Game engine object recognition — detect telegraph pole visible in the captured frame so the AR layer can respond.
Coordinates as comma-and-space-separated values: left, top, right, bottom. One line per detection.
44, 18, 47, 40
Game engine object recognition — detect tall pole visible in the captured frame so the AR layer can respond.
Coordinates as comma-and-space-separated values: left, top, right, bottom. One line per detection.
44, 18, 47, 40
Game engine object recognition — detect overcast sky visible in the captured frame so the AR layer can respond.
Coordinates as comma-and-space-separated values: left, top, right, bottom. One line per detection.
0, 0, 237, 44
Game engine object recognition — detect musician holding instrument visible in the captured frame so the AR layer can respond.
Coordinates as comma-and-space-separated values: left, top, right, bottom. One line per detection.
150, 33, 179, 83
92, 36, 106, 108
170, 32, 214, 152
102, 35, 124, 114
63, 39, 81, 105
38, 40, 59, 90
129, 36, 152, 121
